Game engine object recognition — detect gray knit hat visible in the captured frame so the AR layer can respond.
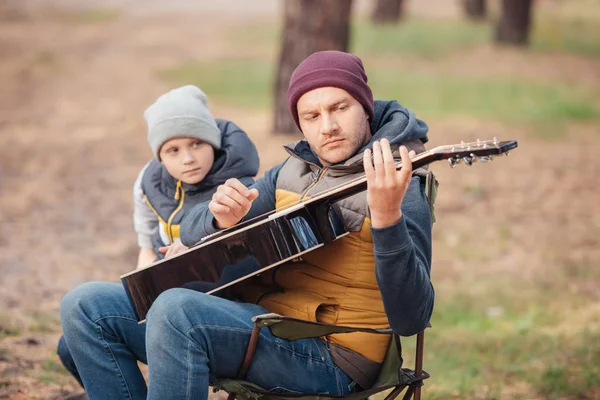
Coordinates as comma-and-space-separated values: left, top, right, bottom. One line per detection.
144, 85, 221, 160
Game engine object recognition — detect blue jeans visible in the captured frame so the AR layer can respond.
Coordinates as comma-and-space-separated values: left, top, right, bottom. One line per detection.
60, 282, 354, 400
57, 335, 82, 387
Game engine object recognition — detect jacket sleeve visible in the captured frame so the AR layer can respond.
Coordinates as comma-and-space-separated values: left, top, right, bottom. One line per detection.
180, 161, 286, 247
132, 163, 158, 248
371, 176, 434, 336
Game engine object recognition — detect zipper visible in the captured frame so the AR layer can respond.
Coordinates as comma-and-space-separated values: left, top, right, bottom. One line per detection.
299, 167, 328, 201
166, 180, 185, 243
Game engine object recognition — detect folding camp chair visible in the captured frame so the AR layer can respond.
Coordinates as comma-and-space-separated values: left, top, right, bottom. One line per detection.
214, 171, 438, 400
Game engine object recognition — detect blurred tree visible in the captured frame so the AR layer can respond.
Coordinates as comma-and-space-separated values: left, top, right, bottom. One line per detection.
273, 0, 353, 134
495, 0, 534, 46
463, 0, 486, 20
371, 0, 405, 24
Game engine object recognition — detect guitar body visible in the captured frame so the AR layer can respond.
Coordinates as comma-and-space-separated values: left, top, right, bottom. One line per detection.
121, 204, 347, 322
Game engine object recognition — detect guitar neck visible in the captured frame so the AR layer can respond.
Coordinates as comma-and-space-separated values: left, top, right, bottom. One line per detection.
309, 151, 438, 206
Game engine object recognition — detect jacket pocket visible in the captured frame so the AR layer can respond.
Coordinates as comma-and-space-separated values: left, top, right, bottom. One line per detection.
259, 290, 339, 322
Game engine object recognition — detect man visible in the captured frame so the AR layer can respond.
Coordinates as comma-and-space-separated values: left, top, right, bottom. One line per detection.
60, 50, 434, 400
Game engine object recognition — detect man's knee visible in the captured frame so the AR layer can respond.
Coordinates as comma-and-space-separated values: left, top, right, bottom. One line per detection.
147, 288, 216, 321
60, 282, 121, 326
146, 289, 218, 339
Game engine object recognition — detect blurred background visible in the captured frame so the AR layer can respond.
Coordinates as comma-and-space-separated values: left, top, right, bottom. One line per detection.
0, 0, 599, 398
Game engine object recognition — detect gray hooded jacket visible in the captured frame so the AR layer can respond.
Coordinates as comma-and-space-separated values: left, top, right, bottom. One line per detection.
134, 119, 259, 258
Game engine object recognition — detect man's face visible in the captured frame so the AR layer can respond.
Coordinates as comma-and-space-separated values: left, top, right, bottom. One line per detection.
297, 87, 370, 166
159, 137, 215, 185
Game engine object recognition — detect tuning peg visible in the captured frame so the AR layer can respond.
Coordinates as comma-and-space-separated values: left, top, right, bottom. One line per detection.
504, 151, 510, 156
463, 156, 473, 166
448, 158, 457, 168
478, 156, 493, 163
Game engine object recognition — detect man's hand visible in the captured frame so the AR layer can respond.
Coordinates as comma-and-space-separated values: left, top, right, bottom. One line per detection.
363, 138, 416, 229
208, 178, 259, 229
158, 238, 189, 259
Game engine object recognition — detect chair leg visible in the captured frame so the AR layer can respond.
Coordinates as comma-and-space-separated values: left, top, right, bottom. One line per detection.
401, 386, 415, 400
413, 387, 421, 400
413, 331, 425, 400
384, 385, 407, 400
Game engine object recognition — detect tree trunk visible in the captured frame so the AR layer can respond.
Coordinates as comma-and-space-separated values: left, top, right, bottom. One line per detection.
371, 0, 404, 24
463, 0, 486, 20
273, 0, 353, 134
495, 0, 534, 46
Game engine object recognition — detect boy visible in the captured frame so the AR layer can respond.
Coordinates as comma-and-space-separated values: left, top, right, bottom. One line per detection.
133, 84, 259, 266
57, 84, 260, 392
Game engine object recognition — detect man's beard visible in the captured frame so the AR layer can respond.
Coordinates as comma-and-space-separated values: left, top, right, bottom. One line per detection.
318, 129, 369, 166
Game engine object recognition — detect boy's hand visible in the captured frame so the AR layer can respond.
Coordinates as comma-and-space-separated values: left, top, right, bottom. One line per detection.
158, 238, 188, 259
136, 247, 157, 269
209, 178, 259, 229
363, 139, 416, 229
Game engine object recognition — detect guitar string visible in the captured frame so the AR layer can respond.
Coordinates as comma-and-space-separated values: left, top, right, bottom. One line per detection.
208, 149, 433, 235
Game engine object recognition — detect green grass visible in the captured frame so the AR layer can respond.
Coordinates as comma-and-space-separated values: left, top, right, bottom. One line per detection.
29, 312, 61, 334
0, 347, 12, 362
370, 69, 600, 124
158, 59, 276, 109
42, 358, 71, 376
228, 18, 491, 60
533, 19, 600, 57
159, 57, 600, 134
399, 294, 600, 398
41, 5, 121, 23
398, 262, 600, 398
0, 315, 21, 338
161, 13, 600, 136
352, 18, 489, 59
63, 8, 121, 23
228, 16, 600, 59
29, 357, 74, 385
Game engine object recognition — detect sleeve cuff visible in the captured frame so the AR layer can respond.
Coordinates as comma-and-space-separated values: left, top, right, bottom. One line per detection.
371, 216, 412, 254
137, 234, 154, 249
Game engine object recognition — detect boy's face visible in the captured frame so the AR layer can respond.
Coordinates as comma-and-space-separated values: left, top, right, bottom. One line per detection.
159, 137, 215, 185
297, 86, 370, 166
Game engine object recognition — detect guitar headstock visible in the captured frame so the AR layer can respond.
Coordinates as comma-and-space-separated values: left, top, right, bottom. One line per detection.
430, 138, 518, 168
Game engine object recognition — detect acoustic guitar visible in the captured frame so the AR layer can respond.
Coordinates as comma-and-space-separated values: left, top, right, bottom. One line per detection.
121, 138, 518, 322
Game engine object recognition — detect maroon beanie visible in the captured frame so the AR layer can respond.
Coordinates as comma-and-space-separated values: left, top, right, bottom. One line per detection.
287, 50, 374, 131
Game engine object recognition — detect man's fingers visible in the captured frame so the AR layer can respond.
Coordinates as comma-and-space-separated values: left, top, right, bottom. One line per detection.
372, 141, 384, 180
158, 246, 168, 254
380, 139, 397, 179
363, 148, 375, 181
246, 188, 259, 202
214, 191, 246, 211
209, 201, 231, 215
225, 178, 250, 197
221, 186, 250, 209
398, 145, 413, 180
